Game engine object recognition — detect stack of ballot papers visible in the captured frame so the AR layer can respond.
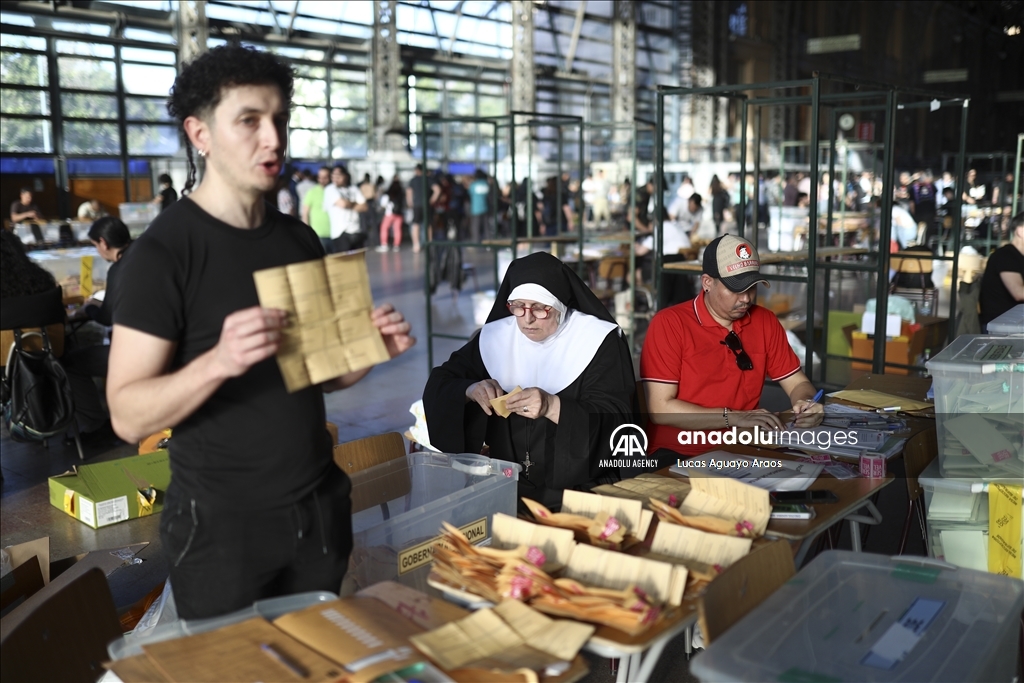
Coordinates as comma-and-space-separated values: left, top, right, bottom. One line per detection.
671, 453, 823, 492
938, 409, 1024, 479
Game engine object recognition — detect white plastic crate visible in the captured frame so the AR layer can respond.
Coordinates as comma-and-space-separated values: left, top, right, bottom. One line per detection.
691, 550, 1024, 683
925, 335, 1024, 479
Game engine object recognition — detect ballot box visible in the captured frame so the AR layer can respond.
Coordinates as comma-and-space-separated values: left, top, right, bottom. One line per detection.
690, 550, 1024, 683
987, 304, 1024, 336
919, 459, 1023, 574
344, 452, 519, 595
925, 335, 1024, 478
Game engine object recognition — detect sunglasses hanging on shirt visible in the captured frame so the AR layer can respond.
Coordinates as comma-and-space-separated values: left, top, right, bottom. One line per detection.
722, 331, 754, 371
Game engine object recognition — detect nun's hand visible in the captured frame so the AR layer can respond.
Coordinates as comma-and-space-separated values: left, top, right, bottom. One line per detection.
466, 379, 503, 415
507, 388, 560, 424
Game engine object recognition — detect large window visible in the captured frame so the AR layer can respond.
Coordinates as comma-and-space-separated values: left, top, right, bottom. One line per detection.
1, 34, 52, 152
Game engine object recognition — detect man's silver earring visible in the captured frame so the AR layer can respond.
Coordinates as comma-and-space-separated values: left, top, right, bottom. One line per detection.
198, 149, 207, 158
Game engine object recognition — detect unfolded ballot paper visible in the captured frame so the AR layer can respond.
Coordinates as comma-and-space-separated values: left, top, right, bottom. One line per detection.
560, 489, 655, 541
409, 600, 593, 673
491, 512, 576, 569
253, 251, 389, 393
562, 543, 688, 607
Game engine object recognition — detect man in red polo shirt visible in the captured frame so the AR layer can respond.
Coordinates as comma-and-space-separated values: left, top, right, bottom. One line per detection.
640, 235, 824, 466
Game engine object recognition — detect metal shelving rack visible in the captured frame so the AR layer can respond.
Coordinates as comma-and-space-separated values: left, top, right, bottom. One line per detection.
653, 75, 969, 383
420, 112, 585, 370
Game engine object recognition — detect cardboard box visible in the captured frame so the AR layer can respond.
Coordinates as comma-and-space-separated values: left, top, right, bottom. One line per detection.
48, 451, 171, 529
850, 315, 948, 375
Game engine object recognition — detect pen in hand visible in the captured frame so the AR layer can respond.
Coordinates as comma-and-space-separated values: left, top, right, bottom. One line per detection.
260, 643, 309, 679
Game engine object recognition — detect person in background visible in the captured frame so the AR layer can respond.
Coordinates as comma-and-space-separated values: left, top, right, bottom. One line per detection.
294, 168, 315, 206
468, 169, 490, 243
963, 168, 985, 205
0, 230, 53, 297
935, 171, 955, 207
323, 165, 367, 252
406, 164, 426, 253
152, 174, 178, 213
709, 174, 731, 235
377, 176, 405, 252
107, 44, 415, 620
77, 199, 106, 222
62, 216, 135, 444
10, 187, 41, 224
423, 252, 635, 509
591, 169, 611, 228
910, 171, 937, 244
782, 173, 799, 207
979, 212, 1024, 331
301, 166, 332, 253
0, 230, 111, 442
275, 174, 296, 217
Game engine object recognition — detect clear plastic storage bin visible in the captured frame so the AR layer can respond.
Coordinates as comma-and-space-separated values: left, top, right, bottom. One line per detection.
925, 335, 1024, 478
987, 304, 1024, 336
345, 452, 519, 595
918, 458, 1023, 573
691, 550, 1024, 683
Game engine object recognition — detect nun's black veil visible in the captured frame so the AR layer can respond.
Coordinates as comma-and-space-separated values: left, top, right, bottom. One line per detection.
487, 252, 616, 325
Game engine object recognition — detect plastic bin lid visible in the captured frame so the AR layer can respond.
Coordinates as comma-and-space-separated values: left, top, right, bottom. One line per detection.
987, 304, 1024, 335
925, 334, 1024, 374
690, 550, 1024, 683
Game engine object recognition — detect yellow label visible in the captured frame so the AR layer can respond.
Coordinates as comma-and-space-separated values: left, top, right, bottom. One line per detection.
137, 489, 155, 517
63, 488, 75, 515
989, 483, 1022, 578
397, 517, 488, 576
80, 255, 93, 298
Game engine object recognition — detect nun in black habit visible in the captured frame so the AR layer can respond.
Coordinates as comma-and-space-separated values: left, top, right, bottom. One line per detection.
423, 252, 637, 508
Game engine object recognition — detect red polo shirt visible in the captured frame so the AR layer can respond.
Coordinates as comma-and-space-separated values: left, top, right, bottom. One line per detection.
640, 293, 801, 456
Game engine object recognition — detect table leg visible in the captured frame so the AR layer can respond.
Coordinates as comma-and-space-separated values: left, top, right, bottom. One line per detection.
846, 499, 883, 553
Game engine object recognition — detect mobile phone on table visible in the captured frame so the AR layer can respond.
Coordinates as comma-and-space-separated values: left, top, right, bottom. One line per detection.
770, 503, 816, 520
769, 489, 839, 505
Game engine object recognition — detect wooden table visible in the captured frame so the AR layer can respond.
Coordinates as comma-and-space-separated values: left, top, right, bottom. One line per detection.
656, 446, 895, 566
662, 246, 869, 272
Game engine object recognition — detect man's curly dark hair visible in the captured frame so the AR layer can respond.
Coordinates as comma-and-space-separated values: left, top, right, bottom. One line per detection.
0, 231, 57, 299
167, 45, 294, 193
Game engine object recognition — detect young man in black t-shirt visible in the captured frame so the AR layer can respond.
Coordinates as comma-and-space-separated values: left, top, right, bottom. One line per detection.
107, 46, 415, 620
979, 212, 1024, 331
10, 187, 41, 223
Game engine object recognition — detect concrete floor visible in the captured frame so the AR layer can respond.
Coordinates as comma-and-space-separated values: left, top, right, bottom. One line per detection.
1, 244, 928, 682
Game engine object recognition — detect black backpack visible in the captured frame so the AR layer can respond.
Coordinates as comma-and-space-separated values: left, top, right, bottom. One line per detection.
2, 328, 76, 441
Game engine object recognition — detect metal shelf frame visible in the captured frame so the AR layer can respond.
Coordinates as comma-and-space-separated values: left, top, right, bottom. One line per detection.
419, 111, 585, 370
654, 75, 969, 382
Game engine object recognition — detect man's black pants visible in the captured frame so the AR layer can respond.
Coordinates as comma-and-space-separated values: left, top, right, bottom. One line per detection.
160, 465, 353, 620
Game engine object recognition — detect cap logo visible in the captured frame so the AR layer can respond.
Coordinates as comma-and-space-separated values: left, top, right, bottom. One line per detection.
735, 244, 752, 260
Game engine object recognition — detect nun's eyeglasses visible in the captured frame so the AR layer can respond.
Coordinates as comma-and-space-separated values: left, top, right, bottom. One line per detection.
507, 301, 554, 319
721, 331, 754, 371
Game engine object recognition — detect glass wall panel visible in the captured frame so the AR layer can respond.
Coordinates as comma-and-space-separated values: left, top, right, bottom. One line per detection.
331, 132, 367, 159
126, 97, 172, 121
62, 93, 118, 120
294, 78, 327, 107
292, 106, 328, 129
290, 129, 329, 159
127, 124, 179, 155
0, 117, 52, 152
122, 63, 177, 97
63, 121, 119, 154
1, 88, 49, 115
1, 50, 48, 86
58, 57, 116, 90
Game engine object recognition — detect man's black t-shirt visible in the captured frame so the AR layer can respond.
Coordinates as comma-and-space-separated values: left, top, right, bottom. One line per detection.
408, 175, 426, 207
115, 198, 333, 508
979, 244, 1024, 328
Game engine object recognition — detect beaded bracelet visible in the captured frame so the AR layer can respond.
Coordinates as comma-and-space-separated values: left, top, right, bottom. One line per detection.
723, 407, 730, 428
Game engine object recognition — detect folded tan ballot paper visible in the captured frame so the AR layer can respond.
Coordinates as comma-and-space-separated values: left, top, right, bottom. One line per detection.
253, 251, 390, 393
490, 386, 524, 418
